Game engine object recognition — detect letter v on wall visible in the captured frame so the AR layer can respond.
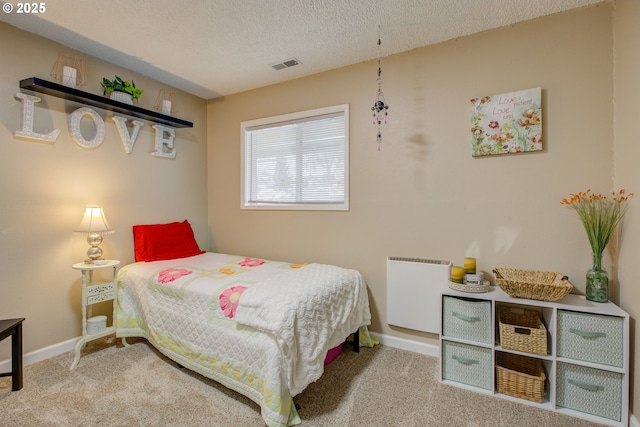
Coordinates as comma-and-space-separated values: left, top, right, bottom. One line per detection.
112, 116, 144, 154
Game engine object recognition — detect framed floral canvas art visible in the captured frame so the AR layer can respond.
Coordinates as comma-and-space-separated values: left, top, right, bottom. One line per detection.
470, 87, 542, 157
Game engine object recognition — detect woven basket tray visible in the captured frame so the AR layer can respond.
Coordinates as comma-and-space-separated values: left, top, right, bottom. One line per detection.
493, 267, 573, 302
496, 353, 546, 403
498, 306, 547, 355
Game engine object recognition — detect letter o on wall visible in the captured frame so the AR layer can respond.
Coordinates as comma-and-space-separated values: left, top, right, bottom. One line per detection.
69, 107, 106, 149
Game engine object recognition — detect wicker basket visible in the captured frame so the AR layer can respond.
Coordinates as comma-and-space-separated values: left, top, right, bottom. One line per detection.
499, 306, 548, 355
496, 353, 546, 403
493, 267, 573, 302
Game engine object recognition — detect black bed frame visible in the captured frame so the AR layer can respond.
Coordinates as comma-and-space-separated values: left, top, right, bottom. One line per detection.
351, 330, 360, 352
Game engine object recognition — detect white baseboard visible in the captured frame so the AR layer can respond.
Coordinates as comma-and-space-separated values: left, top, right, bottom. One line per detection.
0, 336, 79, 372
5, 334, 432, 372
2, 333, 638, 426
370, 332, 439, 358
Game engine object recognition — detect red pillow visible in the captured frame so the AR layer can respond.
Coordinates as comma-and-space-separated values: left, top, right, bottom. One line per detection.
133, 220, 205, 262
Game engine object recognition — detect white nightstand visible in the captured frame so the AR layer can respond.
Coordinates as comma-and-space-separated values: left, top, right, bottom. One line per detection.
70, 260, 120, 370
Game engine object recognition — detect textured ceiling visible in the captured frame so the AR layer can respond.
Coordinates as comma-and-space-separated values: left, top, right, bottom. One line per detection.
0, 0, 603, 99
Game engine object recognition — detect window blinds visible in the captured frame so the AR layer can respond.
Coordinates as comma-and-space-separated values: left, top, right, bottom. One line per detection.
244, 111, 345, 206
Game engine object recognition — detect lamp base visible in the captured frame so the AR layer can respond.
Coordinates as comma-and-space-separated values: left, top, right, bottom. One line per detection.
85, 233, 105, 264
84, 258, 106, 265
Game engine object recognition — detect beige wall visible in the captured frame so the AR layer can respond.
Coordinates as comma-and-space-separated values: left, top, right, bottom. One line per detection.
208, 1, 640, 412
208, 4, 613, 336
0, 22, 208, 359
209, 2, 639, 414
613, 0, 640, 415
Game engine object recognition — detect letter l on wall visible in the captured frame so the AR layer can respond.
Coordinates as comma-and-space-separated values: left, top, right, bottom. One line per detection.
13, 92, 61, 142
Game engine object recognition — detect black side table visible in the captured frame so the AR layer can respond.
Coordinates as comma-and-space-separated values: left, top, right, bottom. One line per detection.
0, 318, 25, 391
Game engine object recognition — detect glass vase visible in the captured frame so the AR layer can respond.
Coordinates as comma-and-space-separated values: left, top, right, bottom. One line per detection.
586, 252, 608, 303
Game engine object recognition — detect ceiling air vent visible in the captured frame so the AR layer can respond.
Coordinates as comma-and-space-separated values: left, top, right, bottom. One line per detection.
271, 58, 302, 70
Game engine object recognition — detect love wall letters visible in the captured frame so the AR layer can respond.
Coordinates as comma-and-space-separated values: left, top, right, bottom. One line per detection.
13, 92, 177, 158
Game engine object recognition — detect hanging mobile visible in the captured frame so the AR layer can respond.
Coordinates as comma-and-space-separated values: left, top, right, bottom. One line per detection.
371, 26, 389, 151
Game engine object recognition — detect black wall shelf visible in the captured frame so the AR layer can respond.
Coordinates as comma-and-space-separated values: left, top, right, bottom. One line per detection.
20, 77, 193, 128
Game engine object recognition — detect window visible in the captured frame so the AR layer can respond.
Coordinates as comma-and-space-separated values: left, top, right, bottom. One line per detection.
241, 104, 349, 210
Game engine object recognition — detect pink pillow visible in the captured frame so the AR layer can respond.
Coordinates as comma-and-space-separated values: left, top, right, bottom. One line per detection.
133, 220, 205, 262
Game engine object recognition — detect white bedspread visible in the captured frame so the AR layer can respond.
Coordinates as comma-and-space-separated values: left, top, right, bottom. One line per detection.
234, 262, 370, 395
116, 252, 372, 427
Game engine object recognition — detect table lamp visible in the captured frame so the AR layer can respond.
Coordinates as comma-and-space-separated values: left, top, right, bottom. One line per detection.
74, 206, 114, 264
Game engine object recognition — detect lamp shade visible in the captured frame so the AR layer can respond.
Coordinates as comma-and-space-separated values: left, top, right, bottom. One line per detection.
74, 206, 114, 235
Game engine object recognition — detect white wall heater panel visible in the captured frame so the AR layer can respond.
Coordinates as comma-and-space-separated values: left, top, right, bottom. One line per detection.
387, 257, 451, 334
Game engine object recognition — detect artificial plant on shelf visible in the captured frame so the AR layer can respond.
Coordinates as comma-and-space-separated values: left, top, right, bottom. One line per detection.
561, 189, 634, 302
100, 76, 143, 101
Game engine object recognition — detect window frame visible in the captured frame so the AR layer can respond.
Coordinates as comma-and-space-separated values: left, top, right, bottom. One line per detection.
240, 104, 349, 211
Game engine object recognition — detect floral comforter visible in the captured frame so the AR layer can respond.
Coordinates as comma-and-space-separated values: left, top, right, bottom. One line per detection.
116, 252, 372, 427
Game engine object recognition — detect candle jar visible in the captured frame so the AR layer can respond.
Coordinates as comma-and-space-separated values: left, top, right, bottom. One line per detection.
451, 266, 465, 284
464, 257, 476, 274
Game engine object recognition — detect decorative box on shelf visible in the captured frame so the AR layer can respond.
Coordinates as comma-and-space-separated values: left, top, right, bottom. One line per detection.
498, 306, 548, 355
496, 352, 546, 403
442, 296, 492, 344
86, 315, 107, 335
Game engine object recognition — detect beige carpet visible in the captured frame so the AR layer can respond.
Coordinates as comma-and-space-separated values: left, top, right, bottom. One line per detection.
0, 337, 606, 426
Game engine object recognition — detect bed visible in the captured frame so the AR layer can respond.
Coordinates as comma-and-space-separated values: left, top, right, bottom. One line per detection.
115, 221, 373, 427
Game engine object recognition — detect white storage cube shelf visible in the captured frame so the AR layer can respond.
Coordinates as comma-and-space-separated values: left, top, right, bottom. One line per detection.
439, 287, 629, 427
